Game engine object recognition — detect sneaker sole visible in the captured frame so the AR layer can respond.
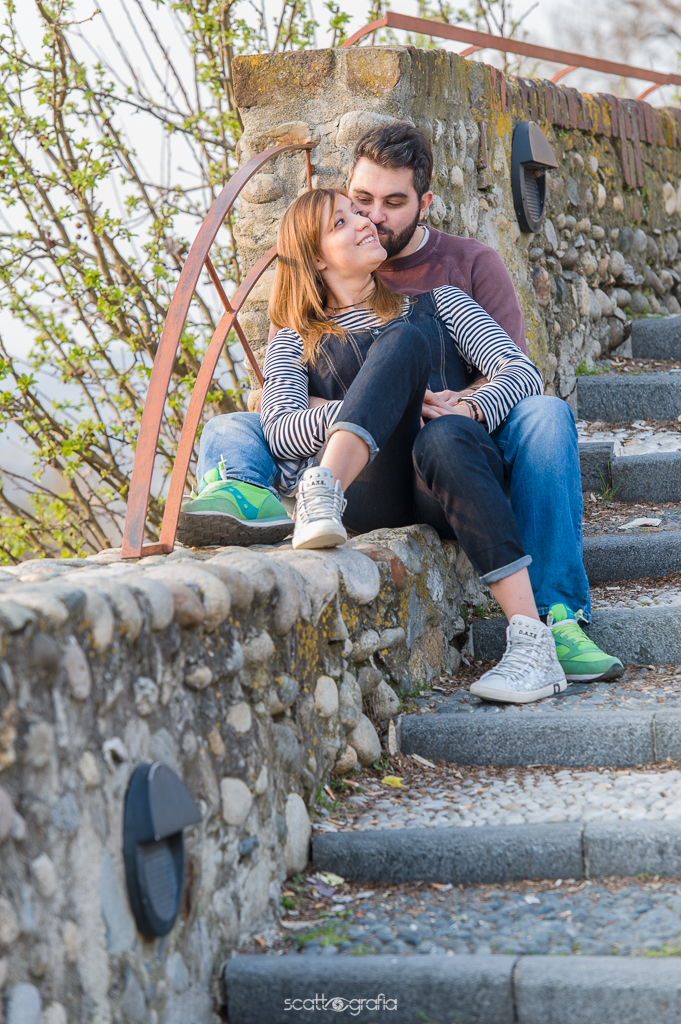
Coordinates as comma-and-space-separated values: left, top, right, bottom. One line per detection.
176, 511, 293, 548
292, 529, 346, 550
469, 678, 567, 704
564, 663, 625, 682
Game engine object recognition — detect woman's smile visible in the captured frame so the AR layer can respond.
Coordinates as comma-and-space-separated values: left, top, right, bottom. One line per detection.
318, 193, 386, 274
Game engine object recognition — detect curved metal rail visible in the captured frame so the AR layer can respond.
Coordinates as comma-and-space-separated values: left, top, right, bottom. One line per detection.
121, 143, 313, 559
342, 13, 681, 94
551, 66, 578, 85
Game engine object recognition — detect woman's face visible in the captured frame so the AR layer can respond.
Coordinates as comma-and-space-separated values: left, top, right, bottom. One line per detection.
317, 194, 386, 276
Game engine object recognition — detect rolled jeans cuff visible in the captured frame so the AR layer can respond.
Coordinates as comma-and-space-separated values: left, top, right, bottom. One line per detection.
481, 554, 532, 585
327, 421, 379, 462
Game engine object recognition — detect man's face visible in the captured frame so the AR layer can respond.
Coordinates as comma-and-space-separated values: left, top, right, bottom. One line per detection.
347, 158, 433, 259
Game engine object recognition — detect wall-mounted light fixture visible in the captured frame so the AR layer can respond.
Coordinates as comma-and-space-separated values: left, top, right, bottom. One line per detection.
511, 121, 558, 233
124, 762, 201, 938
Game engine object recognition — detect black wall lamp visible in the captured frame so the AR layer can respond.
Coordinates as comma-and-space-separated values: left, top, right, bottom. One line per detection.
511, 121, 558, 233
124, 762, 201, 938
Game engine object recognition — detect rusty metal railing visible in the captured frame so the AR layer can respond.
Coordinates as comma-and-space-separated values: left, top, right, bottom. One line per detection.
120, 143, 314, 559
342, 13, 681, 100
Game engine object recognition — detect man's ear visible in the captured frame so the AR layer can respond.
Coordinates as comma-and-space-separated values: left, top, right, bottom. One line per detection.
419, 191, 434, 220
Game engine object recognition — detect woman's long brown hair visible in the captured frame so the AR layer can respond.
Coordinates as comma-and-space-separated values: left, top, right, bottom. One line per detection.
268, 187, 403, 364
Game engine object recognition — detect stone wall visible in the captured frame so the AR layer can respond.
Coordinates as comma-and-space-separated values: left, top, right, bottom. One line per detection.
232, 46, 681, 407
0, 526, 485, 1023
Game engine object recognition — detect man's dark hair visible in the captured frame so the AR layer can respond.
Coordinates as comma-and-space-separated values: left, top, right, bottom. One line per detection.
349, 121, 433, 200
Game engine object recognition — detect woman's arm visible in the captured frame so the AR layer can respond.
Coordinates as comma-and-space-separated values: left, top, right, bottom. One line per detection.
260, 329, 343, 459
433, 286, 544, 431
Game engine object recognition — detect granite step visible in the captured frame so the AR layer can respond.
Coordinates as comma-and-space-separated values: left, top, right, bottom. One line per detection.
583, 530, 681, 584
310, 821, 681, 886
224, 954, 681, 1024
472, 606, 681, 664
398, 707, 681, 767
579, 441, 681, 502
609, 450, 681, 503
577, 372, 681, 422
579, 440, 615, 492
630, 316, 681, 360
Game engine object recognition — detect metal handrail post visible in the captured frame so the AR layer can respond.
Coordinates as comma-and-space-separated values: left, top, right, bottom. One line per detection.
121, 143, 313, 559
157, 247, 277, 554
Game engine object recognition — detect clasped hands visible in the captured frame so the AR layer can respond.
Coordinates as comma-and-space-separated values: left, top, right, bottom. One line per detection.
421, 387, 486, 426
421, 389, 472, 420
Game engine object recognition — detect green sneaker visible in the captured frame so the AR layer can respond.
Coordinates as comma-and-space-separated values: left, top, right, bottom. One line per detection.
177, 471, 292, 547
548, 603, 624, 682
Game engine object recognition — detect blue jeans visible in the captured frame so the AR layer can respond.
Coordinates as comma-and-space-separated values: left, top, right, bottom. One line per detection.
491, 396, 590, 620
197, 395, 591, 620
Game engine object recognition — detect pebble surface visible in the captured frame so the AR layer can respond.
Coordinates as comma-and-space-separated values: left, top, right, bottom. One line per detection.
591, 579, 681, 606
282, 880, 681, 958
312, 765, 681, 834
591, 573, 681, 610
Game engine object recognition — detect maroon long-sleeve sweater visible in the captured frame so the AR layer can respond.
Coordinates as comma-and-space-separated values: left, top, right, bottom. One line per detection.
378, 228, 528, 355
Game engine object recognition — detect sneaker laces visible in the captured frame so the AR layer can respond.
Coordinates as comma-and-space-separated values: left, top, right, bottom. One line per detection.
488, 631, 545, 678
296, 471, 346, 526
551, 618, 596, 650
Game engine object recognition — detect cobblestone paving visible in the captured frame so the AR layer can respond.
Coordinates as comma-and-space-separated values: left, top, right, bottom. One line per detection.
311, 762, 681, 834
248, 877, 681, 958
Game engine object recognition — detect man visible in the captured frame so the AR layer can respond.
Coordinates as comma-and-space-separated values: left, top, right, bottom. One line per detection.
180, 121, 622, 690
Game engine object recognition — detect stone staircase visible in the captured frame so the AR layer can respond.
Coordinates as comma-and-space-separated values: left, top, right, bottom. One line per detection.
223, 316, 681, 1024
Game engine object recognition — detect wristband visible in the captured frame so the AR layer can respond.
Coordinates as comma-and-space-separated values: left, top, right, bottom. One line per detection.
460, 398, 482, 423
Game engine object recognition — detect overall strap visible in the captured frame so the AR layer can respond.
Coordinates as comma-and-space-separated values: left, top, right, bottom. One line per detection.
405, 290, 439, 318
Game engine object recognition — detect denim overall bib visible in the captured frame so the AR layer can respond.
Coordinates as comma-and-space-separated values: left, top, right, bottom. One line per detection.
306, 291, 469, 400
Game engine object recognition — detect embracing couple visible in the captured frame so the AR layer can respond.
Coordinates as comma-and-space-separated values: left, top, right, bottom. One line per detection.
180, 120, 623, 705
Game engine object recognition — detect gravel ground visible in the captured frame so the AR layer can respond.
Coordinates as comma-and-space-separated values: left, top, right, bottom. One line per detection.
582, 497, 681, 536
311, 760, 681, 834
593, 357, 681, 376
246, 876, 681, 958
591, 570, 681, 607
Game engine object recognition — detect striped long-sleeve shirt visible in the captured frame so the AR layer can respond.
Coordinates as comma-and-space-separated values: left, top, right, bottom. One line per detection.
261, 285, 544, 494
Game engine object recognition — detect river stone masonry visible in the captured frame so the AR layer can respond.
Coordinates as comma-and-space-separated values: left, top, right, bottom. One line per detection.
0, 524, 484, 1023
232, 45, 681, 410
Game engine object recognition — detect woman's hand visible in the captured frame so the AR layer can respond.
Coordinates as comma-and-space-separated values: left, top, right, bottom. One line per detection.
422, 390, 472, 420
309, 396, 333, 409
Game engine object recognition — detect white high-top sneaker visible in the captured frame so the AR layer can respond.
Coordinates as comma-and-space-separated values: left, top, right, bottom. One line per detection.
470, 614, 567, 704
292, 466, 347, 550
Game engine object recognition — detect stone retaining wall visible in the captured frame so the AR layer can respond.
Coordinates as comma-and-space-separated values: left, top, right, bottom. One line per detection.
232, 46, 681, 407
0, 526, 485, 1023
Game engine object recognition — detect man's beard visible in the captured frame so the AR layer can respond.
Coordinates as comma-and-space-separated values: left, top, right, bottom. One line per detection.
377, 207, 422, 259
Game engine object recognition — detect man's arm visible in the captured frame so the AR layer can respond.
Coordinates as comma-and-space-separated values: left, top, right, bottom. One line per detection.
468, 247, 527, 355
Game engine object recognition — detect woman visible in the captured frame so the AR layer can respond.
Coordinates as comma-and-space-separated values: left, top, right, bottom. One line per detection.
261, 187, 566, 705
